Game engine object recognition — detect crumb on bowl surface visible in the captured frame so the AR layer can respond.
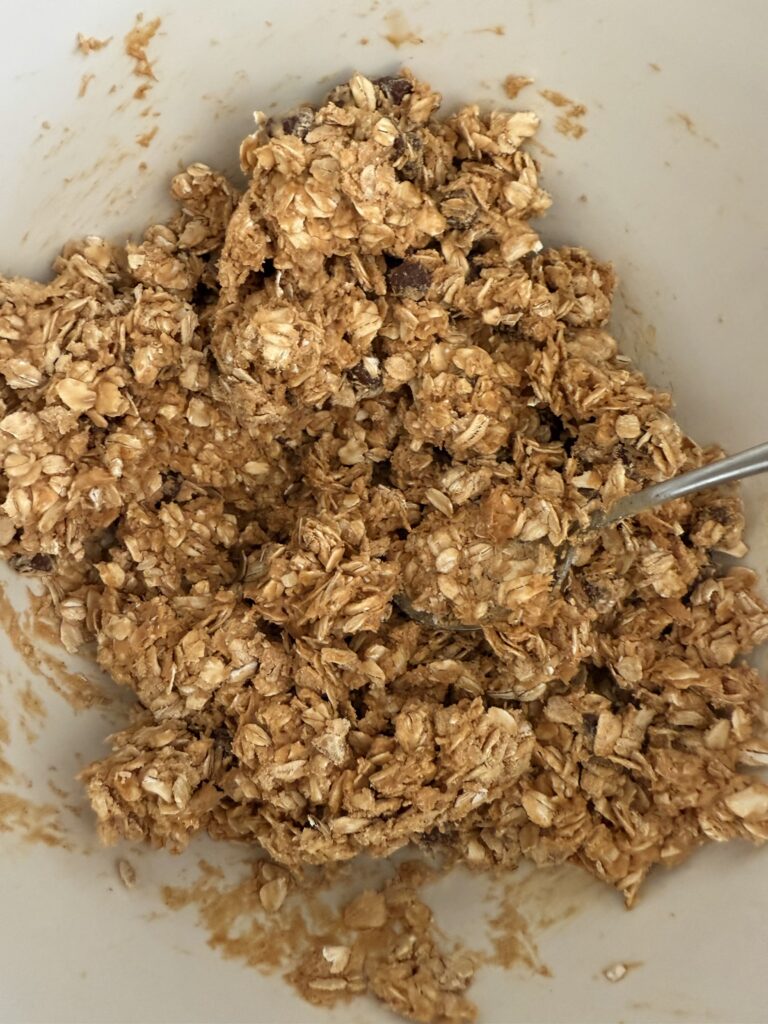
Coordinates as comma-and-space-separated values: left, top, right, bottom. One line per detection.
1, 69, 767, 1023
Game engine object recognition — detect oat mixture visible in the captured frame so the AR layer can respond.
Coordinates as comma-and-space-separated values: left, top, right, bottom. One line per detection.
2, 71, 768, 1022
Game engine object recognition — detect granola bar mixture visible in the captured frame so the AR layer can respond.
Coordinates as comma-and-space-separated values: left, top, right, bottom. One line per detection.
2, 70, 768, 1021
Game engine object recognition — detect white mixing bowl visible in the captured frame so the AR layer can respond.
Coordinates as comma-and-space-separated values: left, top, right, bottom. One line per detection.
1, 2, 767, 1021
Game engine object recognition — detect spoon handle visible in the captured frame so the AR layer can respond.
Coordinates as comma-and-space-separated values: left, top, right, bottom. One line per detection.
596, 440, 768, 529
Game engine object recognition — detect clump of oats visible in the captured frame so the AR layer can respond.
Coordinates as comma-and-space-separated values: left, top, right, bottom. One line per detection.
1, 70, 767, 1023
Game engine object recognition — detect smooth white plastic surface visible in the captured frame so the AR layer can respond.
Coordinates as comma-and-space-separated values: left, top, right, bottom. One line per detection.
1, 2, 767, 1022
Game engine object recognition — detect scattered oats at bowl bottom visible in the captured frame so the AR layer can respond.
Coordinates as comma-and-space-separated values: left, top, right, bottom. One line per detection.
1, 69, 768, 1024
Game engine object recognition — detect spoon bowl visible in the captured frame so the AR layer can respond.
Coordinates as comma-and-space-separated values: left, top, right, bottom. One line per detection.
398, 440, 768, 631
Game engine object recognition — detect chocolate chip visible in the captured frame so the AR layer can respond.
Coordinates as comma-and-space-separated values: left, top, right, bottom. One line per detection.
616, 441, 640, 477
438, 188, 478, 230
376, 75, 413, 105
348, 357, 382, 389
281, 108, 315, 140
387, 260, 432, 298
708, 505, 731, 525
9, 552, 55, 574
392, 131, 423, 181
160, 471, 183, 501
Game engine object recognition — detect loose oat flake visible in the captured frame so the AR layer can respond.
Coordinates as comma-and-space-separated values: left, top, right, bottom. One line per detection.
603, 962, 627, 983
1, 70, 768, 1024
117, 857, 137, 889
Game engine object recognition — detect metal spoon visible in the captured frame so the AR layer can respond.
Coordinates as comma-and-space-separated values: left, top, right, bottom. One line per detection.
396, 440, 768, 632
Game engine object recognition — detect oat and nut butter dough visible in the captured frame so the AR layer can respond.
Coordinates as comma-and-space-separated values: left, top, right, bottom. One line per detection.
2, 71, 768, 1021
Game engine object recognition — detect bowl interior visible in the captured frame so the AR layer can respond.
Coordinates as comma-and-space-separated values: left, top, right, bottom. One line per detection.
1, 2, 767, 1021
